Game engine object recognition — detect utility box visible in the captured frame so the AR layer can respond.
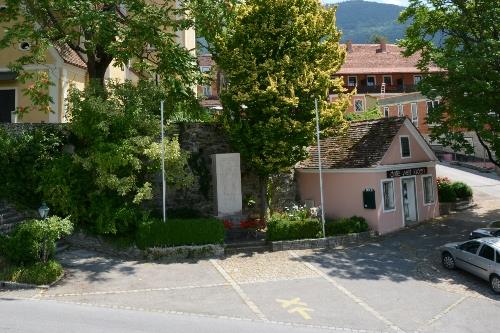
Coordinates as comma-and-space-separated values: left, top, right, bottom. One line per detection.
363, 188, 376, 209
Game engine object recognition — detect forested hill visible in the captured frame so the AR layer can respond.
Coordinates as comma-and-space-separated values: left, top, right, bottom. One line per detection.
330, 0, 407, 43
197, 0, 408, 54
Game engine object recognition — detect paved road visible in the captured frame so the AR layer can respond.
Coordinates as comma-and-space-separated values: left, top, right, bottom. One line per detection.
0, 298, 332, 333
436, 163, 500, 201
2, 203, 500, 333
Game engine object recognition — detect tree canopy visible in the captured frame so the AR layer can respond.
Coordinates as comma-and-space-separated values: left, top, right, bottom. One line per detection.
399, 0, 500, 167
189, 0, 349, 216
0, 0, 201, 111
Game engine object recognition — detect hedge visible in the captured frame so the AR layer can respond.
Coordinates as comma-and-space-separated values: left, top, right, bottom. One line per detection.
135, 218, 224, 249
0, 260, 63, 285
266, 216, 322, 241
325, 216, 369, 236
451, 182, 473, 200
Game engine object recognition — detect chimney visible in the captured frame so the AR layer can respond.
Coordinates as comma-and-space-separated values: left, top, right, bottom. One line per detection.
377, 41, 387, 53
346, 40, 353, 53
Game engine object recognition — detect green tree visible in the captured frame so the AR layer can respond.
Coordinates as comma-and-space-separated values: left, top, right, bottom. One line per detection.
399, 0, 500, 167
0, 0, 200, 109
371, 34, 388, 44
345, 105, 383, 121
190, 0, 349, 218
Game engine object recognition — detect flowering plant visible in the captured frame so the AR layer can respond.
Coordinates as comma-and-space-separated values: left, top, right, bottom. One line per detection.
239, 218, 266, 230
223, 220, 233, 230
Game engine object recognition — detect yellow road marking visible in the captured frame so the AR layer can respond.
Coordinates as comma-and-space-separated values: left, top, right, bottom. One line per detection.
277, 297, 314, 320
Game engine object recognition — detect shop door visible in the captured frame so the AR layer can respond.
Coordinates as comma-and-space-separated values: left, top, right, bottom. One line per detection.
0, 89, 15, 123
402, 178, 418, 226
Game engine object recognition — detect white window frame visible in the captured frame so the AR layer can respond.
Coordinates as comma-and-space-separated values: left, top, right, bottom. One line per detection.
400, 135, 411, 159
411, 102, 418, 127
413, 75, 422, 85
0, 87, 18, 123
426, 100, 439, 114
200, 66, 211, 73
383, 75, 392, 85
366, 75, 376, 87
383, 106, 389, 118
347, 76, 357, 87
421, 175, 436, 205
354, 99, 364, 112
381, 179, 396, 213
398, 104, 404, 117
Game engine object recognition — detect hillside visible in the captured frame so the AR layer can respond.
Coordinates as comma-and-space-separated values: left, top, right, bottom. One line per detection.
329, 0, 407, 43
197, 0, 407, 54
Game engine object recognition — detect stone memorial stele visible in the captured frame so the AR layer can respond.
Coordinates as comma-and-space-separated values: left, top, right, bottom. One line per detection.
212, 153, 243, 217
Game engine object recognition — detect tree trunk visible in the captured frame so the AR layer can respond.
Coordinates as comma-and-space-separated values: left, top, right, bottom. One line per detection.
259, 175, 268, 221
86, 56, 112, 97
476, 132, 500, 168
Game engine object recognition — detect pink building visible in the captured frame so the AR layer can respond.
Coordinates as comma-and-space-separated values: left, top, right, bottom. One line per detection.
296, 117, 440, 235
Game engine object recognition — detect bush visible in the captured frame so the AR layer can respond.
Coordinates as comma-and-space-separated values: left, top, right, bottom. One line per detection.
325, 216, 369, 236
135, 218, 224, 249
3, 216, 73, 265
451, 182, 473, 200
266, 214, 322, 241
0, 260, 63, 285
438, 182, 457, 203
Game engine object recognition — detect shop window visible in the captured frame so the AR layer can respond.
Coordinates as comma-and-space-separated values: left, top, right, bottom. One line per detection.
354, 99, 364, 112
383, 76, 392, 85
382, 180, 395, 212
411, 103, 418, 127
400, 136, 411, 158
348, 76, 357, 87
422, 175, 435, 204
413, 75, 422, 85
398, 104, 404, 117
367, 76, 376, 87
383, 106, 389, 118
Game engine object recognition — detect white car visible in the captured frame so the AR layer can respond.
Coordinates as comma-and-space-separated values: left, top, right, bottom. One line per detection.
439, 237, 500, 294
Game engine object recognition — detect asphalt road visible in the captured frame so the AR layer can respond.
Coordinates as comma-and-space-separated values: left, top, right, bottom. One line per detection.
436, 163, 500, 200
0, 298, 333, 333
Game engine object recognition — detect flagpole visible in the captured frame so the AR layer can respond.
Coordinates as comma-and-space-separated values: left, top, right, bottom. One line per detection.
161, 100, 167, 223
315, 99, 326, 238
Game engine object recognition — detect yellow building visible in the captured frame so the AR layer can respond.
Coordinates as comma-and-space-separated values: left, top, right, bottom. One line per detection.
0, 2, 196, 124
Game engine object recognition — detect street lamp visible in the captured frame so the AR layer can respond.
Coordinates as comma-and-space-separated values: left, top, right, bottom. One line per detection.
38, 202, 50, 220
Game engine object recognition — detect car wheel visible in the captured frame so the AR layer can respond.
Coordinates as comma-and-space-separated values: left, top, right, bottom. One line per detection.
442, 252, 455, 270
490, 275, 500, 294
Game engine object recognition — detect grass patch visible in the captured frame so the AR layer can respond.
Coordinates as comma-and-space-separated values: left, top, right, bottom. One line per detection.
0, 260, 63, 285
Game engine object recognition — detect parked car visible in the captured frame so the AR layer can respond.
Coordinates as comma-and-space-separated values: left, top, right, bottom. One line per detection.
439, 237, 500, 294
469, 228, 500, 239
488, 221, 500, 228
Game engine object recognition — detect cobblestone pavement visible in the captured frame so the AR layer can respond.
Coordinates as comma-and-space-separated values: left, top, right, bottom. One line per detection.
2, 200, 500, 332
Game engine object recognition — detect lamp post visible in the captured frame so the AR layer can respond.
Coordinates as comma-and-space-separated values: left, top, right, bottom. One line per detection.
161, 100, 167, 223
38, 202, 50, 220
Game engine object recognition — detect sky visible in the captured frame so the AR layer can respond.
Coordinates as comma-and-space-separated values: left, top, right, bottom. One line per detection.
322, 0, 409, 6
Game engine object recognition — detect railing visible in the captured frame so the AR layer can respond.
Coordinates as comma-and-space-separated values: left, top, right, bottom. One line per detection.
342, 84, 419, 94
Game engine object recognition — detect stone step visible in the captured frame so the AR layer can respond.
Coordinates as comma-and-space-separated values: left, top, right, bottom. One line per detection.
224, 239, 271, 254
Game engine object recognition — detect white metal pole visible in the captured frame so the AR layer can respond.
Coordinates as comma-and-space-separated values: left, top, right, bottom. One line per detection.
161, 100, 167, 223
315, 99, 326, 238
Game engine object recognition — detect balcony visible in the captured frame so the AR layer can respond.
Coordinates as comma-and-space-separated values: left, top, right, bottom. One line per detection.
342, 84, 419, 94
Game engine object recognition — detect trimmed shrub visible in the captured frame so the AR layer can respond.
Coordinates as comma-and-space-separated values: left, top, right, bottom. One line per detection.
438, 182, 457, 203
451, 182, 473, 200
325, 216, 369, 236
0, 260, 63, 285
136, 218, 224, 249
4, 216, 73, 265
266, 215, 322, 241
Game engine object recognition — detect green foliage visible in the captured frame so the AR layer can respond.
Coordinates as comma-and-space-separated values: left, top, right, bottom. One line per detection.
0, 260, 63, 286
37, 82, 194, 235
325, 216, 369, 236
345, 105, 383, 121
0, 126, 67, 209
451, 182, 473, 201
3, 216, 73, 265
438, 182, 457, 203
266, 214, 322, 242
167, 208, 204, 219
135, 218, 225, 249
399, 0, 500, 168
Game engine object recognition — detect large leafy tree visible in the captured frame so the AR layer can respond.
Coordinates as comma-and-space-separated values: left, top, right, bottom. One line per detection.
0, 0, 200, 109
189, 0, 349, 217
399, 0, 500, 167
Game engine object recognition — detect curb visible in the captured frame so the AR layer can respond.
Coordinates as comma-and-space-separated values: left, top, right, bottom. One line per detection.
0, 271, 65, 291
270, 231, 377, 251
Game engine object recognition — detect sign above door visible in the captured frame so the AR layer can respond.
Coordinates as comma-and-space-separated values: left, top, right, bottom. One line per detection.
387, 167, 427, 179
